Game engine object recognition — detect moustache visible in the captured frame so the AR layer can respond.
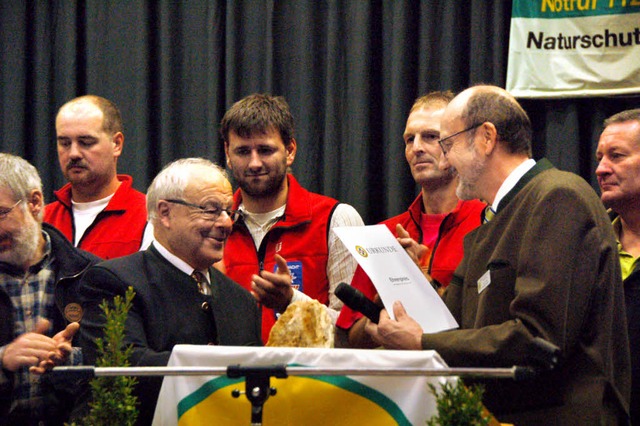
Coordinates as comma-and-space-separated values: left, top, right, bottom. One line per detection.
66, 160, 87, 171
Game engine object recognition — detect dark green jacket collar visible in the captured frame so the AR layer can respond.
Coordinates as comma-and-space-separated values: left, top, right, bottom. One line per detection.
496, 158, 554, 215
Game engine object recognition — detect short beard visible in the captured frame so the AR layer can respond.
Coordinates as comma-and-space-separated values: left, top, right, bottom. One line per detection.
239, 178, 282, 198
455, 150, 486, 201
0, 212, 41, 268
235, 170, 287, 199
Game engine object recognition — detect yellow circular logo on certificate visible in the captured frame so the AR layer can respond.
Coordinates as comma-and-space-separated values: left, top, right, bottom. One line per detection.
355, 246, 368, 258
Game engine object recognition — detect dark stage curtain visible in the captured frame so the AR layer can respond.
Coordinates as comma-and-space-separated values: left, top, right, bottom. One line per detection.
1, 1, 638, 224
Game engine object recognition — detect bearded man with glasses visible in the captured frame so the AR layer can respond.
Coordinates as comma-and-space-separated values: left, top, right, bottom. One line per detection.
365, 85, 631, 424
0, 153, 100, 425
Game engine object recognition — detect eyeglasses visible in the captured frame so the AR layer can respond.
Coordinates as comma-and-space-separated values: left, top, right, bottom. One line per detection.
0, 199, 23, 221
437, 123, 483, 155
165, 199, 242, 222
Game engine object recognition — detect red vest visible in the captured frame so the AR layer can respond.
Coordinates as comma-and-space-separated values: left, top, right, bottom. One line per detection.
223, 174, 339, 343
43, 175, 147, 260
336, 196, 485, 330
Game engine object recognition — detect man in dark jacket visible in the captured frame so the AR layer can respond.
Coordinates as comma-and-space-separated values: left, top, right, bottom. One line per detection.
596, 108, 640, 425
366, 86, 630, 424
78, 158, 262, 426
0, 153, 99, 425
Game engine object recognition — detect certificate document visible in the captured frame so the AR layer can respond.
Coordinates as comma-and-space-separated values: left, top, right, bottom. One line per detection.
334, 225, 458, 333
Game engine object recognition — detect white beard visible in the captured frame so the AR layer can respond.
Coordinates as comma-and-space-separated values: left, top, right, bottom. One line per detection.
0, 210, 41, 268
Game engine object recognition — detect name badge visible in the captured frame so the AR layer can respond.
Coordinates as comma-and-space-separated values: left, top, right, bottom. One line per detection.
477, 270, 491, 294
274, 260, 303, 292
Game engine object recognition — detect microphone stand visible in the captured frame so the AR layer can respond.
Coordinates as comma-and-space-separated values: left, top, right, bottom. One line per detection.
53, 364, 537, 426
227, 364, 288, 426
53, 364, 536, 379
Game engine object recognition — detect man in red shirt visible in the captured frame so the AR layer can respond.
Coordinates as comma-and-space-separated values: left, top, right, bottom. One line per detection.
336, 91, 485, 348
44, 95, 148, 259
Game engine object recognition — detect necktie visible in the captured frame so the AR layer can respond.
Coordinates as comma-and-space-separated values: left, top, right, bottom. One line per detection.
191, 270, 211, 295
484, 206, 496, 223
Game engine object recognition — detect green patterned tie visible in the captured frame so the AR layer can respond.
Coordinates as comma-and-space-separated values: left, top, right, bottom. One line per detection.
484, 206, 496, 223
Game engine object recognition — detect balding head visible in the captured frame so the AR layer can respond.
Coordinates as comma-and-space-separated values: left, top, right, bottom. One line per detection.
449, 85, 532, 157
57, 95, 123, 135
438, 86, 533, 203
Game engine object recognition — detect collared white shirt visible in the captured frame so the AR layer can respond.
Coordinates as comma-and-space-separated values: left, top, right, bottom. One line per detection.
491, 158, 536, 212
152, 241, 210, 284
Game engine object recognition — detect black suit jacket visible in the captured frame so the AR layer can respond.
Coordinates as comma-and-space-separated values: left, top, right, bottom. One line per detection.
78, 245, 261, 425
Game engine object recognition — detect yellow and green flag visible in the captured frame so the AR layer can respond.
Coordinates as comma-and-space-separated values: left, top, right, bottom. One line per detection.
152, 345, 451, 425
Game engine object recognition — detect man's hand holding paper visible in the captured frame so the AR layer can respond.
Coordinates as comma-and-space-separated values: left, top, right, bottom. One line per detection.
365, 301, 423, 350
333, 225, 458, 333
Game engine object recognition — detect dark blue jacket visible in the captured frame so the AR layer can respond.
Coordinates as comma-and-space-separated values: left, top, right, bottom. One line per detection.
0, 223, 100, 425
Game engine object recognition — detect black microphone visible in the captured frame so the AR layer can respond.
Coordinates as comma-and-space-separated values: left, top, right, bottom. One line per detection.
335, 282, 382, 324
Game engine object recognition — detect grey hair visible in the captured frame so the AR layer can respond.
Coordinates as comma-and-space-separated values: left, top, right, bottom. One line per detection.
0, 153, 43, 219
146, 158, 229, 222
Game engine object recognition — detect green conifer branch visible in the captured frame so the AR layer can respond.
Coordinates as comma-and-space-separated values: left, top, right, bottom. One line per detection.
70, 286, 139, 426
427, 379, 490, 426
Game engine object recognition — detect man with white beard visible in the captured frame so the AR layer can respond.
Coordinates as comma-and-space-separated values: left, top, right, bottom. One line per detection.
0, 153, 99, 425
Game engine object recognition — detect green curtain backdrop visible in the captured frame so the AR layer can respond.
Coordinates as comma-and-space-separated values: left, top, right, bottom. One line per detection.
1, 1, 638, 224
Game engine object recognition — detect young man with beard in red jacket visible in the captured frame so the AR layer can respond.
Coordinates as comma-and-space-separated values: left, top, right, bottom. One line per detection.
218, 94, 364, 344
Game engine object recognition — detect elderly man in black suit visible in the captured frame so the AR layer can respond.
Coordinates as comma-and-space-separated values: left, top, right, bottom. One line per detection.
78, 158, 262, 425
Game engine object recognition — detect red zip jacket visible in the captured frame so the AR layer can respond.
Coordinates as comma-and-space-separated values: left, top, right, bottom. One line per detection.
43, 174, 147, 260
222, 174, 339, 343
336, 196, 485, 330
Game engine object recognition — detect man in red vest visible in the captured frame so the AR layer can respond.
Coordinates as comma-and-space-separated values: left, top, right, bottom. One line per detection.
336, 91, 485, 348
218, 93, 364, 343
44, 95, 148, 260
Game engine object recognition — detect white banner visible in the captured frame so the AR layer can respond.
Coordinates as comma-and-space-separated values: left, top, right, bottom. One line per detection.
153, 345, 452, 425
506, 1, 640, 98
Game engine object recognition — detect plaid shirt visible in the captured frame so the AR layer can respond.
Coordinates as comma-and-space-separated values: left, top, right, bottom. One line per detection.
0, 230, 79, 422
